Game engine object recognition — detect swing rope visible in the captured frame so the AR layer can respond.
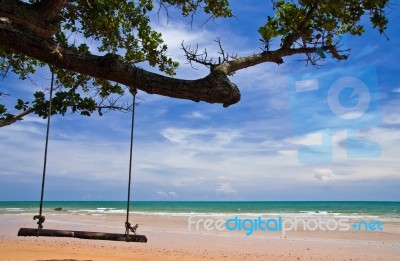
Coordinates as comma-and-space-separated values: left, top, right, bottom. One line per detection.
125, 89, 138, 238
33, 70, 55, 233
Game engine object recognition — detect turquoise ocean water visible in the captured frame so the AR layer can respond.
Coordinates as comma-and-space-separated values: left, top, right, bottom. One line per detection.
0, 201, 399, 219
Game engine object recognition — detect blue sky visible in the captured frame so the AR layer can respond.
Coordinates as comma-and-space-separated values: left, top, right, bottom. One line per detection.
0, 1, 399, 201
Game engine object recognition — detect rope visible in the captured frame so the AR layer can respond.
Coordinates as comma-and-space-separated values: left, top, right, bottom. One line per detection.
36, 70, 55, 234
125, 89, 138, 239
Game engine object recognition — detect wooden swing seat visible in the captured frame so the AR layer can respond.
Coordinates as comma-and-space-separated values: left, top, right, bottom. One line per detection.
18, 228, 147, 243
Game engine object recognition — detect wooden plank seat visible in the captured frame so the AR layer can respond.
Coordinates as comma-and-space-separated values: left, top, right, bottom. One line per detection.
18, 228, 147, 242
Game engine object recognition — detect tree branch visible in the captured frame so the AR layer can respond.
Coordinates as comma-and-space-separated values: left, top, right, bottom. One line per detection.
280, 1, 320, 49
0, 107, 35, 128
182, 38, 237, 72
0, 0, 66, 37
0, 21, 241, 107
181, 42, 215, 69
217, 46, 347, 75
34, 0, 68, 21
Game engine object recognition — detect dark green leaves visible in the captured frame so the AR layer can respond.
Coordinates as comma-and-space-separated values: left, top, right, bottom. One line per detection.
61, 0, 179, 75
0, 104, 14, 121
258, 0, 389, 51
163, 0, 232, 17
0, 47, 44, 80
31, 89, 97, 118
15, 99, 30, 111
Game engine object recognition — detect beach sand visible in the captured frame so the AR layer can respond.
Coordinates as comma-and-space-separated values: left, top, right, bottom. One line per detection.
1, 213, 399, 261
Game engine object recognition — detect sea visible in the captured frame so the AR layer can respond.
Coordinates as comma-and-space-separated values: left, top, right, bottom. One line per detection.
0, 201, 399, 220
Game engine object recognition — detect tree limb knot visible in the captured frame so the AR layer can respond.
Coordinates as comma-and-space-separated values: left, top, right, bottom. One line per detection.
51, 42, 63, 59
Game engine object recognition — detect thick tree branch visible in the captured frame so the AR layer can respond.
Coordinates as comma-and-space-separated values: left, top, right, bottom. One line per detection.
0, 21, 241, 107
0, 0, 66, 37
35, 0, 68, 21
217, 46, 347, 75
0, 107, 35, 128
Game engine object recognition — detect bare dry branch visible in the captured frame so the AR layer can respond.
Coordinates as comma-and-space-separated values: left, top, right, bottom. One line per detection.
215, 37, 237, 64
182, 38, 237, 73
181, 42, 214, 69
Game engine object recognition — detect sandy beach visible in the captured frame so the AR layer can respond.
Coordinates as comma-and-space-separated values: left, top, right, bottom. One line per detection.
0, 213, 399, 261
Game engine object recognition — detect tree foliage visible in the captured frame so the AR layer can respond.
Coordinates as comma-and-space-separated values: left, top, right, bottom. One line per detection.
0, 0, 390, 127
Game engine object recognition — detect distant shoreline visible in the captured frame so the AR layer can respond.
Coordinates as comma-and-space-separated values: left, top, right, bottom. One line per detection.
1, 201, 399, 220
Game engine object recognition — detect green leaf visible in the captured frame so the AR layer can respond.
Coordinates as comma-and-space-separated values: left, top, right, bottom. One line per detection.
0, 104, 7, 115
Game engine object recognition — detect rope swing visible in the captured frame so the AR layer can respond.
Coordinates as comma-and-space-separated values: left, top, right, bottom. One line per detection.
125, 89, 139, 239
18, 71, 147, 243
32, 69, 55, 233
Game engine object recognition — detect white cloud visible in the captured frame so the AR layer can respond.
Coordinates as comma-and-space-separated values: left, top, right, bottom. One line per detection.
183, 111, 209, 120
278, 150, 297, 156
231, 64, 289, 111
215, 182, 236, 197
19, 115, 47, 124
160, 127, 241, 147
382, 101, 400, 125
161, 127, 208, 144
173, 176, 205, 187
0, 118, 132, 183
314, 168, 335, 181
289, 132, 324, 146
3, 106, 399, 200
383, 114, 400, 125
155, 190, 179, 199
